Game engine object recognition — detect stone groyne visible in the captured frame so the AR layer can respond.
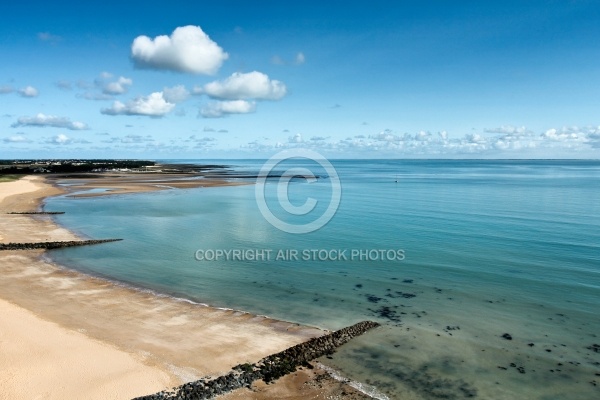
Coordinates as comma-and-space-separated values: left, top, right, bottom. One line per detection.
135, 320, 380, 400
0, 239, 123, 251
6, 211, 66, 215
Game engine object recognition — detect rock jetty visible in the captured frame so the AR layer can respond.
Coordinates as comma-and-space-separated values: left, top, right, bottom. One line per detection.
134, 320, 380, 400
0, 239, 122, 251
6, 211, 65, 215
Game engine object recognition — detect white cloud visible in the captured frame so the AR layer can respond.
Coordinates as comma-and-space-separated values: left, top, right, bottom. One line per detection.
18, 86, 39, 97
200, 100, 256, 118
103, 76, 133, 95
484, 125, 530, 135
131, 25, 228, 74
289, 133, 303, 143
542, 127, 584, 142
163, 85, 190, 103
203, 71, 286, 100
47, 134, 72, 145
101, 92, 175, 117
12, 114, 89, 130
3, 135, 32, 143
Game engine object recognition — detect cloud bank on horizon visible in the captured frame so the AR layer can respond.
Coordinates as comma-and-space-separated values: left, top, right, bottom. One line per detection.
1, 1, 600, 158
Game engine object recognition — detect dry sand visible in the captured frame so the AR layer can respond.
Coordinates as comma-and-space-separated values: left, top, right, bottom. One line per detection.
0, 175, 333, 399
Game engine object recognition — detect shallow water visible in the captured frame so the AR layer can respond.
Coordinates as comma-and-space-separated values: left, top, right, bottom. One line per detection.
47, 159, 600, 399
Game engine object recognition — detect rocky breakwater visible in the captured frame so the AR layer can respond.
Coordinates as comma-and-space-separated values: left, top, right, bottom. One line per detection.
6, 211, 66, 215
0, 239, 122, 250
134, 320, 380, 400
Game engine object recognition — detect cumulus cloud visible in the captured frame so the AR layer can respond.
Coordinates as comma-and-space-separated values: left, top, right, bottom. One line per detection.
484, 125, 531, 135
3, 135, 32, 144
18, 86, 39, 97
102, 76, 133, 95
203, 71, 286, 101
542, 127, 584, 142
163, 85, 190, 103
131, 25, 228, 74
47, 134, 72, 145
101, 92, 175, 117
289, 133, 303, 143
200, 100, 256, 118
12, 114, 89, 130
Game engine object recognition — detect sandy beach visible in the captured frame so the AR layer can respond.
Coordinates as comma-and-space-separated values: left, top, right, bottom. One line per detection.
0, 176, 364, 399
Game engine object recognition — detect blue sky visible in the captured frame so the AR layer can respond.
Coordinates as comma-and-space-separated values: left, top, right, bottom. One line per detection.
1, 0, 600, 158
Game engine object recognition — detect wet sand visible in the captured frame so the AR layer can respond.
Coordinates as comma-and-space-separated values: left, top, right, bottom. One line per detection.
46, 171, 247, 198
0, 175, 363, 399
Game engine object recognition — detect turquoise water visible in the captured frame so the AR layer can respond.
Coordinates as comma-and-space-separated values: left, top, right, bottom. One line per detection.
46, 160, 600, 399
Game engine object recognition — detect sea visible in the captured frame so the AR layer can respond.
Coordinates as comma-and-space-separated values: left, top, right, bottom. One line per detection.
45, 159, 600, 399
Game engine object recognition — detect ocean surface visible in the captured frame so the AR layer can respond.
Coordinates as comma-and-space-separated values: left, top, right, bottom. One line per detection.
46, 159, 600, 399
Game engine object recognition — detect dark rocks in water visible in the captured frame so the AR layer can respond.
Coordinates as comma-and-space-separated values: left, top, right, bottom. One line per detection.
516, 366, 525, 374
445, 326, 460, 331
370, 306, 402, 323
501, 333, 513, 340
386, 363, 478, 399
528, 343, 535, 347
586, 344, 600, 353
386, 291, 416, 299
403, 279, 413, 283
355, 284, 363, 289
366, 294, 383, 303
497, 366, 507, 370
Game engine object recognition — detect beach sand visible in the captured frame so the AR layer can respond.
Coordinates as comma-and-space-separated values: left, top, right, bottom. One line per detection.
46, 171, 247, 198
0, 175, 356, 399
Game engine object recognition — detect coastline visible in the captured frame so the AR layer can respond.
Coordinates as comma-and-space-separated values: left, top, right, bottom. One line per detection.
0, 175, 369, 399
